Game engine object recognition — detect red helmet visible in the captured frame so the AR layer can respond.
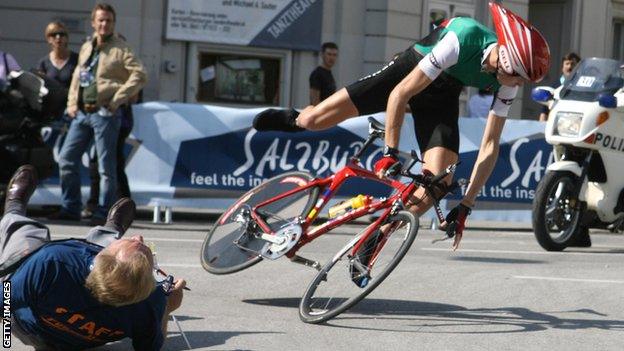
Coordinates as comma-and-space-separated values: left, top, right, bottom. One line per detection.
489, 2, 550, 82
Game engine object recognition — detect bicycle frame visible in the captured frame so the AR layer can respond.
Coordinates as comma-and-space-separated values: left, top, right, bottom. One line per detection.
248, 157, 417, 260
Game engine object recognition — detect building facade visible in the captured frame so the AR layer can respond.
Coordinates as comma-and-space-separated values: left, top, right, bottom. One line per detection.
1, 0, 623, 119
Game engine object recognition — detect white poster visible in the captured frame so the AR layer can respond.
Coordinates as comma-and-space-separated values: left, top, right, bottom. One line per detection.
166, 0, 323, 50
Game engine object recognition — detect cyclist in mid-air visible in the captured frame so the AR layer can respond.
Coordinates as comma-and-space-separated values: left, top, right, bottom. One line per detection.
253, 2, 550, 250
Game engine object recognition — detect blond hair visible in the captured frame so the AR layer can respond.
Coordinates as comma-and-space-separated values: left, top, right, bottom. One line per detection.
44, 21, 68, 38
85, 250, 155, 307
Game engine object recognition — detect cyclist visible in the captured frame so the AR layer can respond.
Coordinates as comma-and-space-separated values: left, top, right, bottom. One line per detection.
253, 2, 550, 250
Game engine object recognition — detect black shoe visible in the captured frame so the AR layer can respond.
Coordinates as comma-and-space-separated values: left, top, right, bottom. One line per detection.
350, 231, 381, 288
104, 198, 136, 235
4, 165, 38, 215
252, 108, 305, 132
47, 210, 81, 222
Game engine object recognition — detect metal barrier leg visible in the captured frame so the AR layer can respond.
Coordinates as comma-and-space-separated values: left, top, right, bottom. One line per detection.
164, 207, 173, 224
430, 217, 438, 230
153, 204, 162, 223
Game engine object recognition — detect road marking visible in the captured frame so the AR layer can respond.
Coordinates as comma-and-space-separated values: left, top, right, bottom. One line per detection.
514, 275, 624, 284
421, 247, 624, 257
52, 234, 203, 243
158, 263, 203, 268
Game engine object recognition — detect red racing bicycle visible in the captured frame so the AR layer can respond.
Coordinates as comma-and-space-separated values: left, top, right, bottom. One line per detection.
201, 117, 464, 323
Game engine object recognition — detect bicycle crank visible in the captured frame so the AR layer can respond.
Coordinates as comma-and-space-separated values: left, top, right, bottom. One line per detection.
260, 222, 302, 260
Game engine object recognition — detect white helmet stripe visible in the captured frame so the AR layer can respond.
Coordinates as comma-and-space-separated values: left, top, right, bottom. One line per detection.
499, 7, 529, 79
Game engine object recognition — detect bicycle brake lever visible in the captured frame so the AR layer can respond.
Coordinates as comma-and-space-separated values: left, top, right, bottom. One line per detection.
385, 162, 402, 178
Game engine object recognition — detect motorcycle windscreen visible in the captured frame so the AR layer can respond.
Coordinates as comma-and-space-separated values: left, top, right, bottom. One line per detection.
560, 58, 624, 102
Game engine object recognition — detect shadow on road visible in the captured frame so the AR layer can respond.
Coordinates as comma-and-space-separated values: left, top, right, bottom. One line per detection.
92, 314, 281, 350
244, 297, 624, 334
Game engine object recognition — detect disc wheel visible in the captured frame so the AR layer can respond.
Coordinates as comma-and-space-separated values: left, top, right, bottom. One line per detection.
201, 172, 318, 274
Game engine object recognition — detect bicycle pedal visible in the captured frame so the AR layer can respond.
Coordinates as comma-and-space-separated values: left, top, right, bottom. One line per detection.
351, 273, 370, 288
290, 255, 321, 271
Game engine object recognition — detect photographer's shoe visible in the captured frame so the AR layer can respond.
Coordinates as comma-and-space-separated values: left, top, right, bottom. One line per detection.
252, 108, 305, 132
104, 198, 136, 235
4, 165, 38, 215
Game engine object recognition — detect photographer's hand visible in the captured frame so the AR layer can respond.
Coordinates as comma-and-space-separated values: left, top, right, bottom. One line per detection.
166, 279, 186, 313
162, 278, 186, 336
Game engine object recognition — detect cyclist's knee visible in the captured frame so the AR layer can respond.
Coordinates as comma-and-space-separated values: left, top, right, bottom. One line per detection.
297, 110, 323, 130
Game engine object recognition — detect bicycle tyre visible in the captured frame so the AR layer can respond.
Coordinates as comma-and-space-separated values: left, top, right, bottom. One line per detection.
299, 210, 418, 324
201, 171, 319, 275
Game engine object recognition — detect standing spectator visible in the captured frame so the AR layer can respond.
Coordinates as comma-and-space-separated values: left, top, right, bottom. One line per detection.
538, 52, 580, 121
466, 89, 494, 118
37, 22, 80, 161
37, 22, 79, 99
0, 48, 21, 81
82, 89, 140, 219
309, 42, 338, 105
2, 165, 185, 350
51, 3, 147, 224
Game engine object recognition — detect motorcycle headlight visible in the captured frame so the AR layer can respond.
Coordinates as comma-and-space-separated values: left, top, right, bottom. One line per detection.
555, 112, 583, 137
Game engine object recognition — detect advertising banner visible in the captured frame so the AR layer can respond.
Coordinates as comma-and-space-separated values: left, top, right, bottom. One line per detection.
33, 103, 553, 222
166, 0, 323, 51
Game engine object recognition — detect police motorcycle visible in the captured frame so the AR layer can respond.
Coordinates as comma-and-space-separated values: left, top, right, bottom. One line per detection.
0, 70, 65, 209
531, 57, 624, 251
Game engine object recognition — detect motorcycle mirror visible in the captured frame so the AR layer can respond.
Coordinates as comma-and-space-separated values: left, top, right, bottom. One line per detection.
531, 86, 554, 106
598, 93, 618, 108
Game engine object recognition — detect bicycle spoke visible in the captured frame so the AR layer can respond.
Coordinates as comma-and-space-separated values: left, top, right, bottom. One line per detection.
300, 211, 418, 323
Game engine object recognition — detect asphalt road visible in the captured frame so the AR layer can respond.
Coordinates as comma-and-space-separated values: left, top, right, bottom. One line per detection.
9, 217, 624, 350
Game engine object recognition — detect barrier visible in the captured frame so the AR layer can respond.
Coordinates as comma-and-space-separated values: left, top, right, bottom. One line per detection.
32, 102, 552, 222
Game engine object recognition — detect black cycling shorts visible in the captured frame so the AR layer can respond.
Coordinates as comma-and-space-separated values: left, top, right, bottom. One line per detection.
346, 47, 464, 154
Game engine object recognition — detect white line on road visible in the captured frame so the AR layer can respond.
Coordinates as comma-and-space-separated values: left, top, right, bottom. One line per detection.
514, 275, 624, 284
52, 234, 203, 243
421, 247, 624, 257
158, 263, 203, 268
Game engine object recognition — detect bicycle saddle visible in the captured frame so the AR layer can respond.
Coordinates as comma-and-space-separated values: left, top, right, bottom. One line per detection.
367, 116, 385, 135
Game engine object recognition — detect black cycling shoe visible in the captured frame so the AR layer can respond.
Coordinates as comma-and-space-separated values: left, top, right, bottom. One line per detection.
350, 231, 381, 288
252, 108, 305, 132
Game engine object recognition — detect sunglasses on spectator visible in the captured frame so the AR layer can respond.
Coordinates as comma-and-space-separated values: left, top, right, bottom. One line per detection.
48, 32, 68, 38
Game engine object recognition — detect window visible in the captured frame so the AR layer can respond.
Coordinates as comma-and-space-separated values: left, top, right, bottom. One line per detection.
613, 20, 624, 61
196, 53, 281, 105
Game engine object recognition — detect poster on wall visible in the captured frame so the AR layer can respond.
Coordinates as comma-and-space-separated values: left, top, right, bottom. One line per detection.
166, 0, 323, 51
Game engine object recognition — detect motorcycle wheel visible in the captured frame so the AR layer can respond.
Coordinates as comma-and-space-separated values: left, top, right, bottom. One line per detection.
532, 171, 588, 251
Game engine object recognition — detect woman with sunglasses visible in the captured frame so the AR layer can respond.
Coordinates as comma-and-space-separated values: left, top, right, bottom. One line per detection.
253, 2, 551, 250
37, 22, 78, 100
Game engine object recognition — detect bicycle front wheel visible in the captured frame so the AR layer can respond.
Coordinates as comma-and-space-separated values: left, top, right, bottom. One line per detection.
201, 171, 319, 275
299, 210, 418, 324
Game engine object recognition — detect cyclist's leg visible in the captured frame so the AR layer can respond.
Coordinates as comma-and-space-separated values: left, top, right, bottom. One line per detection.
255, 47, 419, 132
405, 71, 463, 216
295, 88, 359, 130
406, 146, 458, 216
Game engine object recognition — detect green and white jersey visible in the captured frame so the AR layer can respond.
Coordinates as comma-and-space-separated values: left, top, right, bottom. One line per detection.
414, 17, 518, 117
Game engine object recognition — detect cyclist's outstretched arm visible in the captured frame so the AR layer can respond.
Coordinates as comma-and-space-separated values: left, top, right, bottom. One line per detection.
462, 112, 506, 207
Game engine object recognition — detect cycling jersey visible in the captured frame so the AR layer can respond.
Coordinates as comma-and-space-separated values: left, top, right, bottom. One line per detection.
415, 17, 518, 117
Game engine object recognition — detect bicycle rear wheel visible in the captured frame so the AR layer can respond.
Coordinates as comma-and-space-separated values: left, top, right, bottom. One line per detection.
299, 210, 418, 323
201, 172, 319, 274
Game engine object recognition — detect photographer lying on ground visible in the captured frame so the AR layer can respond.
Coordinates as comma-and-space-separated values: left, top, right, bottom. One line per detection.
2, 165, 186, 350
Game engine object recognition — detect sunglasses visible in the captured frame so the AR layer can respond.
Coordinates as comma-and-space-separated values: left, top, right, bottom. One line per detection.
48, 32, 68, 38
